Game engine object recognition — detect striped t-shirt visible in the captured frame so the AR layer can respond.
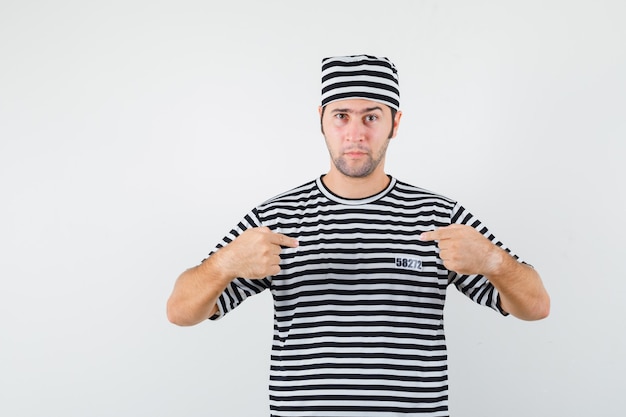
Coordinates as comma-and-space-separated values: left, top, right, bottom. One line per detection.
210, 176, 516, 416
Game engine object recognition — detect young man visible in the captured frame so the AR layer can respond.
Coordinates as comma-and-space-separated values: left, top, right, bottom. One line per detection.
167, 54, 550, 416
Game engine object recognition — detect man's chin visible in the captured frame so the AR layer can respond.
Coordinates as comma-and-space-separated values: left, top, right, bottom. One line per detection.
337, 165, 375, 179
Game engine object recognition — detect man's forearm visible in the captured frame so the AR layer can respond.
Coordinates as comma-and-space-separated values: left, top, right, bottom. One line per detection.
486, 248, 550, 321
166, 253, 234, 326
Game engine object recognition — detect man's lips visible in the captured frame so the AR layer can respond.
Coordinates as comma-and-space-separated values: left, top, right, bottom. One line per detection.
343, 149, 368, 157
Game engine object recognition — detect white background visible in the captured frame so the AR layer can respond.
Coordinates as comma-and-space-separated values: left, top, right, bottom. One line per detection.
1, 1, 624, 416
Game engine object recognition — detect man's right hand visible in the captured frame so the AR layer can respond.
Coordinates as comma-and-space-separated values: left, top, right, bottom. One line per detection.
214, 226, 299, 280
167, 227, 298, 326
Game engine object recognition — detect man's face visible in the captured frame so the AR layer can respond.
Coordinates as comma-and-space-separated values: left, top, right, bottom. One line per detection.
319, 99, 401, 179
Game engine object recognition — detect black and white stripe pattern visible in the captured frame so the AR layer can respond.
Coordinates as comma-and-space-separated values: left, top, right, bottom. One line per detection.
321, 55, 400, 110
210, 177, 516, 416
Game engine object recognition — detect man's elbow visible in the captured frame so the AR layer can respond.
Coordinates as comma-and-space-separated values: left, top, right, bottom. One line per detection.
535, 294, 551, 320
166, 299, 198, 327
166, 295, 217, 326
522, 294, 551, 321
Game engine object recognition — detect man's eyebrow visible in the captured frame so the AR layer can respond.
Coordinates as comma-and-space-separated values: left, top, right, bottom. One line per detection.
331, 106, 384, 114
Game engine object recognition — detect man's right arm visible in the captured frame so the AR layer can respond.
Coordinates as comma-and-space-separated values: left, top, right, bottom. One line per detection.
166, 227, 299, 326
166, 250, 236, 326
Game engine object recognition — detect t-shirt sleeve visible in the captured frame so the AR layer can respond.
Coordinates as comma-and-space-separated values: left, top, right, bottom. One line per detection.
447, 202, 525, 316
204, 208, 272, 320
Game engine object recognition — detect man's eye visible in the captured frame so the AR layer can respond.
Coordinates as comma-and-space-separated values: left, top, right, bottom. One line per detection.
335, 113, 347, 120
365, 115, 378, 122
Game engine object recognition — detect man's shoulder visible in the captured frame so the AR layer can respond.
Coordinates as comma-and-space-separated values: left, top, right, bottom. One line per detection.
391, 178, 457, 205
258, 178, 320, 208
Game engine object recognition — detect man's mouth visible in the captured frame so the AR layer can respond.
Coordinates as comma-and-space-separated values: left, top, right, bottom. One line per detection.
343, 149, 368, 157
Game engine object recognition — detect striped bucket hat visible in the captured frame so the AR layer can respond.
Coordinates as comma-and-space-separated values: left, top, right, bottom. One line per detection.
321, 54, 400, 110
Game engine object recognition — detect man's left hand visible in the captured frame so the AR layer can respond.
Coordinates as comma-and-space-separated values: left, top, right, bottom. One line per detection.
420, 224, 504, 276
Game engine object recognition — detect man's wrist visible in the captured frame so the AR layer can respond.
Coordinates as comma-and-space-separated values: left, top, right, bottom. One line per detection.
483, 244, 510, 278
203, 248, 238, 286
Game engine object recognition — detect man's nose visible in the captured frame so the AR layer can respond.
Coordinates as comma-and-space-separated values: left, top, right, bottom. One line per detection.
345, 120, 365, 142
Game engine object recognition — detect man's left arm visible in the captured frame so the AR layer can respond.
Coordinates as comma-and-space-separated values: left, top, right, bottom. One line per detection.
420, 224, 550, 321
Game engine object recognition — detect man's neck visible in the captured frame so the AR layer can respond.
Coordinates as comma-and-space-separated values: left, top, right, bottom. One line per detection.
321, 170, 391, 199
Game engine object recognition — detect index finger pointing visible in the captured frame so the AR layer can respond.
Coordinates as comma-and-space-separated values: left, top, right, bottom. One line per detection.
419, 228, 443, 242
271, 232, 299, 248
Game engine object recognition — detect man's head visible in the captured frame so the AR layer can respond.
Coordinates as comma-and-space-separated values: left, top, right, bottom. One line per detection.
319, 55, 402, 179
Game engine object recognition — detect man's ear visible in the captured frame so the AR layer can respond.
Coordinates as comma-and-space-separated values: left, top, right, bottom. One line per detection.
390, 110, 403, 139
